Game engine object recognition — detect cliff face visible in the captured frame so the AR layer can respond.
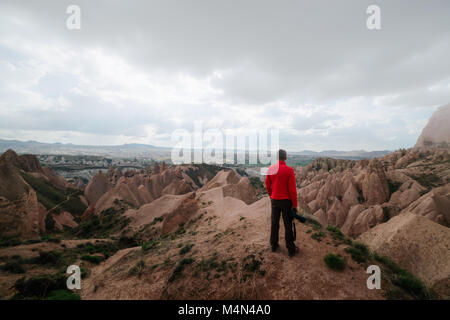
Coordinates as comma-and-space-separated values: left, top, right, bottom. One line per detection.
0, 150, 83, 239
415, 104, 450, 148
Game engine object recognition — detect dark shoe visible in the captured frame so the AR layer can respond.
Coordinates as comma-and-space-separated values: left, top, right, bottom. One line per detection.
288, 246, 299, 257
271, 244, 279, 252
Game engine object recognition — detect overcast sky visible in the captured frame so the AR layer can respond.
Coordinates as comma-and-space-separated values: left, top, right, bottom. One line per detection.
0, 0, 449, 151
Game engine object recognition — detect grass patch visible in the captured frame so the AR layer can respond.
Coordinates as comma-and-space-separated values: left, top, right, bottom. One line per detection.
74, 203, 131, 238
324, 253, 346, 271
311, 231, 326, 242
151, 216, 164, 225
242, 254, 263, 274
81, 255, 104, 264
344, 242, 370, 263
141, 240, 159, 252
179, 243, 194, 255
0, 235, 22, 248
168, 258, 195, 283
327, 225, 352, 245
32, 250, 63, 266
46, 289, 81, 300
0, 260, 26, 274
13, 273, 67, 299
128, 260, 146, 277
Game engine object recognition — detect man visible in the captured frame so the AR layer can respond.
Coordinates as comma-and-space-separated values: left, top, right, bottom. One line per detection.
265, 149, 299, 257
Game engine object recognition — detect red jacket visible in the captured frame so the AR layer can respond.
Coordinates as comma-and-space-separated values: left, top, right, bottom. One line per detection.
265, 160, 298, 208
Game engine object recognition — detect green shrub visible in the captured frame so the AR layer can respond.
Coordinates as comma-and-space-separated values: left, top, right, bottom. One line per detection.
324, 254, 346, 271
179, 243, 194, 255
61, 196, 87, 216
168, 258, 194, 282
392, 273, 429, 299
141, 240, 159, 252
81, 255, 104, 264
34, 251, 62, 266
13, 274, 66, 299
118, 236, 140, 248
128, 260, 146, 277
151, 216, 164, 225
0, 261, 26, 274
46, 290, 81, 300
327, 225, 352, 245
311, 231, 326, 242
242, 254, 262, 273
0, 235, 22, 248
345, 242, 370, 263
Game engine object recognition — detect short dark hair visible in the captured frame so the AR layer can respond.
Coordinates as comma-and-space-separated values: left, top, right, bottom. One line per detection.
278, 149, 287, 161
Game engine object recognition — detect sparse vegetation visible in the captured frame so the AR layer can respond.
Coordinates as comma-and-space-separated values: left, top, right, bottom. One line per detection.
311, 231, 326, 242
409, 173, 441, 190
128, 260, 146, 277
0, 234, 22, 248
179, 243, 194, 255
0, 260, 26, 274
13, 273, 68, 299
74, 204, 130, 238
168, 258, 195, 283
81, 255, 104, 264
141, 240, 159, 252
324, 253, 346, 271
46, 289, 81, 300
373, 253, 436, 300
20, 173, 86, 215
151, 216, 164, 225
33, 250, 63, 266
242, 254, 263, 275
344, 242, 370, 263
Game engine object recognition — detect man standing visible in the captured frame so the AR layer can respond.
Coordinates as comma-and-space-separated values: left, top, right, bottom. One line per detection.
265, 149, 299, 257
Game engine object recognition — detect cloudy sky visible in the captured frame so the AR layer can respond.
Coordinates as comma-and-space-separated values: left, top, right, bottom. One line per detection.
0, 0, 449, 151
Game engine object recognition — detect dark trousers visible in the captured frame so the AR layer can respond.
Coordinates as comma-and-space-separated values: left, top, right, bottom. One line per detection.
270, 199, 295, 253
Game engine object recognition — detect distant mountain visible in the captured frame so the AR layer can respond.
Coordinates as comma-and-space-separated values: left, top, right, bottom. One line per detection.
290, 149, 391, 158
0, 139, 171, 158
0, 138, 391, 159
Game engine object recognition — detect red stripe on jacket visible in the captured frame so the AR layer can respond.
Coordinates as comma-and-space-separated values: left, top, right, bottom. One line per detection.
265, 160, 298, 208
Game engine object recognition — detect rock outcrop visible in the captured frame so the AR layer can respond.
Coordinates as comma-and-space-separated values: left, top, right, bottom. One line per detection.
84, 172, 112, 205
415, 104, 450, 148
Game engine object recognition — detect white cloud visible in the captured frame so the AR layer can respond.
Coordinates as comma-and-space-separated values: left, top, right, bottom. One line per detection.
0, 0, 449, 151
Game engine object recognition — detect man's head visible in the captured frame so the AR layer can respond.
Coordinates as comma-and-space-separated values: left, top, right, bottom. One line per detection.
278, 149, 287, 161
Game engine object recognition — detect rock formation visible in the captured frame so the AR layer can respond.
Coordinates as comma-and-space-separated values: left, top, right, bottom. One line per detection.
415, 104, 450, 148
